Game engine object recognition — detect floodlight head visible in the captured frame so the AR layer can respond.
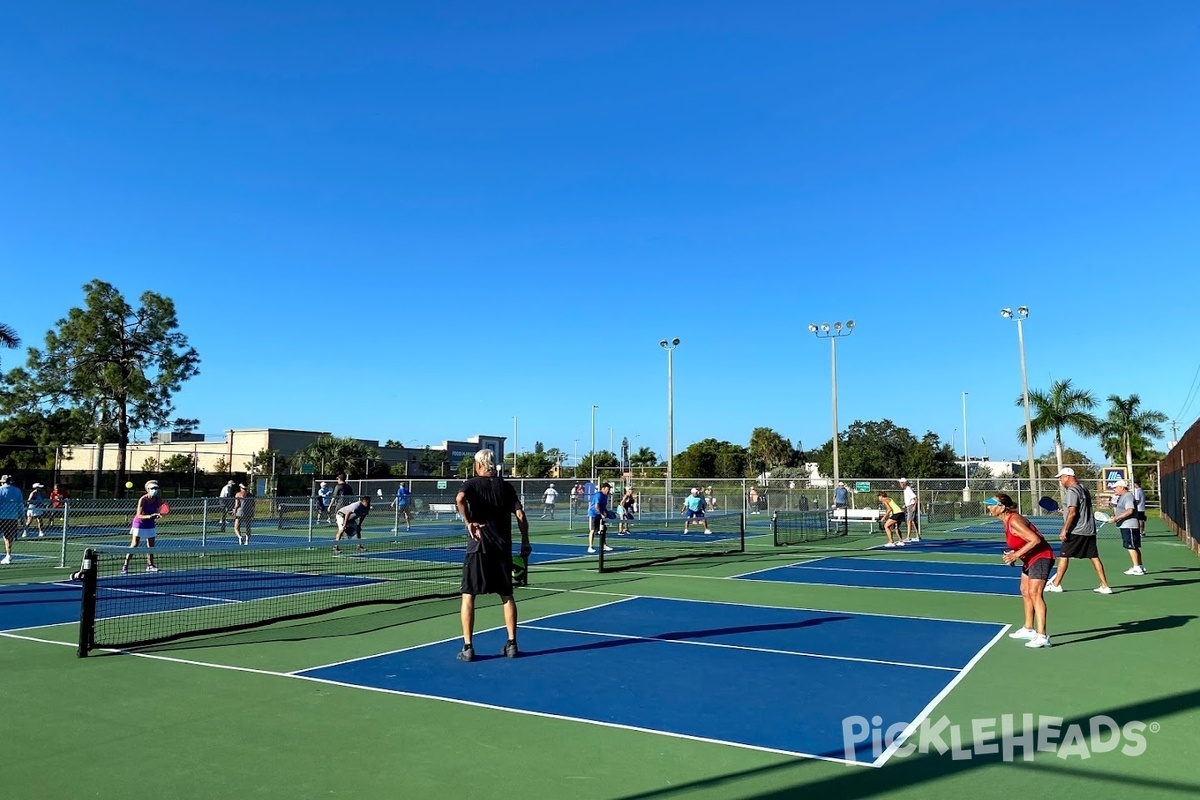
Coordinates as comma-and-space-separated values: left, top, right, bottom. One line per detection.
659, 339, 668, 348
1000, 308, 1013, 319
1016, 306, 1029, 318
807, 324, 818, 333
672, 337, 680, 346
821, 323, 830, 332
833, 322, 842, 331
846, 320, 855, 330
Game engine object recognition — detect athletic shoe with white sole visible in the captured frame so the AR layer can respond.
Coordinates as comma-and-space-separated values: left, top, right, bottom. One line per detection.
1044, 582, 1063, 593
1008, 627, 1037, 640
1025, 634, 1051, 648
1093, 586, 1113, 595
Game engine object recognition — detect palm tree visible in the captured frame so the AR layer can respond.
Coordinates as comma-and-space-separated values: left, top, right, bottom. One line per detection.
0, 323, 18, 369
1016, 378, 1100, 473
1100, 394, 1167, 481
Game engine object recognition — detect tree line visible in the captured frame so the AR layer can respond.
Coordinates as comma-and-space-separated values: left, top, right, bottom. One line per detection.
1, 286, 1170, 491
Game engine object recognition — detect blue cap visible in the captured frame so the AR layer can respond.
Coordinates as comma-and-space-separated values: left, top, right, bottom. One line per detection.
984, 497, 1001, 506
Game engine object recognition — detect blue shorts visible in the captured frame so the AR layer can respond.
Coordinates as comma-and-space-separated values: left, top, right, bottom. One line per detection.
1120, 529, 1142, 550
685, 509, 705, 519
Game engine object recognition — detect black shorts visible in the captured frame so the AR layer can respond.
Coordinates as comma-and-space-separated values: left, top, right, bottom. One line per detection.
1060, 533, 1099, 559
589, 515, 606, 534
888, 512, 905, 523
1135, 511, 1147, 522
1022, 558, 1053, 580
460, 551, 514, 597
0, 518, 19, 541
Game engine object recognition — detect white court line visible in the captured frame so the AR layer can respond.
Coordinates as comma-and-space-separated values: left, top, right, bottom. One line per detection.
872, 624, 1012, 768
730, 557, 827, 579
770, 562, 1016, 582
523, 623, 959, 672
731, 574, 1014, 599
288, 596, 642, 675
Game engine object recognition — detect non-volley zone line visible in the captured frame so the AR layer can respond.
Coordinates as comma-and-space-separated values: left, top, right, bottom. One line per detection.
296, 596, 1007, 766
734, 556, 1022, 596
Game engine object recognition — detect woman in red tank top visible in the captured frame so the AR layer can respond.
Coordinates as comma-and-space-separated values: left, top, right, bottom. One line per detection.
987, 493, 1054, 649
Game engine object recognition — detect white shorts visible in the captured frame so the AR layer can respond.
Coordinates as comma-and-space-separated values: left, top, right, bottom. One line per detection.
129, 526, 156, 540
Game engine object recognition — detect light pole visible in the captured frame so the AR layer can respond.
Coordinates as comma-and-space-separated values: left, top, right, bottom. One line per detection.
1001, 306, 1038, 504
807, 321, 855, 487
573, 439, 579, 479
962, 391, 969, 498
512, 415, 518, 477
659, 338, 680, 507
590, 404, 598, 485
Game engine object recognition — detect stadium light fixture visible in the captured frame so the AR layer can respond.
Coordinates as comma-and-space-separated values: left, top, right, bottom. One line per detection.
659, 338, 680, 507
808, 321, 856, 488
1001, 306, 1038, 504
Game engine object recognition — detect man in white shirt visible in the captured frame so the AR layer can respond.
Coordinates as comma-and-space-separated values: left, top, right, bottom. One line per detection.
541, 484, 558, 519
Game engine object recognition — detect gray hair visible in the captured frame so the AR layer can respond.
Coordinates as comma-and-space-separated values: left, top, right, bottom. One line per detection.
474, 449, 496, 474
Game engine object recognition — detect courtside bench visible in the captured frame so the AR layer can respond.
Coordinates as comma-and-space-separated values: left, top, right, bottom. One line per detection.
828, 508, 882, 533
428, 502, 461, 520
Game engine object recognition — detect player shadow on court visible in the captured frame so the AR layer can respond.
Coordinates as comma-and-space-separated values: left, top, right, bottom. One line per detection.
1105, 566, 1200, 593
518, 615, 855, 659
1052, 614, 1197, 647
603, 687, 1200, 800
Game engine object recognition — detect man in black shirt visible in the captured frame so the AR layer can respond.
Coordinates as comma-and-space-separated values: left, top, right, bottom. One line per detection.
454, 449, 531, 662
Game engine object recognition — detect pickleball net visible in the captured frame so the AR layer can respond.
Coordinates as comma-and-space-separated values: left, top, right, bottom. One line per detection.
772, 509, 845, 546
75, 531, 467, 656
596, 511, 745, 572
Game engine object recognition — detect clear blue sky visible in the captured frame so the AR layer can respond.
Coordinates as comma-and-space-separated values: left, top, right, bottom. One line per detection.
2, 1, 1197, 465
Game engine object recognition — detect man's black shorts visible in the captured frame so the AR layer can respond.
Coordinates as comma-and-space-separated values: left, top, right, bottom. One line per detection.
461, 551, 514, 597
1060, 533, 1099, 559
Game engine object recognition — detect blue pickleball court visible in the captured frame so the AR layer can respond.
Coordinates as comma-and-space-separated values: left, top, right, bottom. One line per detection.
735, 556, 1025, 595
297, 596, 1006, 765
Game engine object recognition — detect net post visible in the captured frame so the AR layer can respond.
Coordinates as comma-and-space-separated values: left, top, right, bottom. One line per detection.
738, 511, 745, 552
772, 510, 780, 546
201, 498, 208, 547
308, 496, 315, 543
76, 548, 98, 658
59, 499, 69, 568
597, 525, 608, 573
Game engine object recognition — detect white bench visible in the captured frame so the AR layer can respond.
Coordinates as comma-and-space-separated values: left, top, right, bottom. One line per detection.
428, 502, 461, 520
828, 508, 882, 532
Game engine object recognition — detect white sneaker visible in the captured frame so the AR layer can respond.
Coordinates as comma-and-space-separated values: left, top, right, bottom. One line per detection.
1135, 566, 1147, 575
1123, 567, 1141, 575
883, 542, 897, 548
895, 541, 906, 547
1044, 582, 1063, 593
146, 565, 160, 573
0, 555, 10, 565
602, 545, 613, 552
1094, 586, 1113, 595
1008, 627, 1037, 640
1025, 634, 1051, 648
587, 547, 596, 554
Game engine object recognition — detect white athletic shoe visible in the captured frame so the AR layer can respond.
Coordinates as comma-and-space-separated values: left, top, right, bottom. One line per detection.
602, 545, 613, 552
587, 547, 596, 554
895, 541, 906, 547
1094, 586, 1113, 595
883, 542, 897, 548
1008, 627, 1037, 640
0, 555, 10, 565
1124, 566, 1147, 576
1043, 582, 1063, 593
1025, 634, 1051, 649
146, 565, 160, 573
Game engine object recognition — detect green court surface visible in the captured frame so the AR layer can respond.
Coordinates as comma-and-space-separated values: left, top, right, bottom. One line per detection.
2, 514, 1198, 800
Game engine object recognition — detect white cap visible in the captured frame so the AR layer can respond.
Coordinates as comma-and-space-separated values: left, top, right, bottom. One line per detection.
1112, 479, 1128, 489
32, 482, 44, 489
548, 483, 554, 487
691, 487, 700, 495
145, 480, 159, 489
898, 477, 908, 484
320, 481, 328, 487
1055, 467, 1075, 478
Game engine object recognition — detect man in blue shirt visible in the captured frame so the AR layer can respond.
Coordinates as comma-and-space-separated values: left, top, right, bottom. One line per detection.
833, 481, 849, 510
682, 487, 713, 534
587, 482, 614, 554
0, 475, 26, 565
391, 484, 412, 531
